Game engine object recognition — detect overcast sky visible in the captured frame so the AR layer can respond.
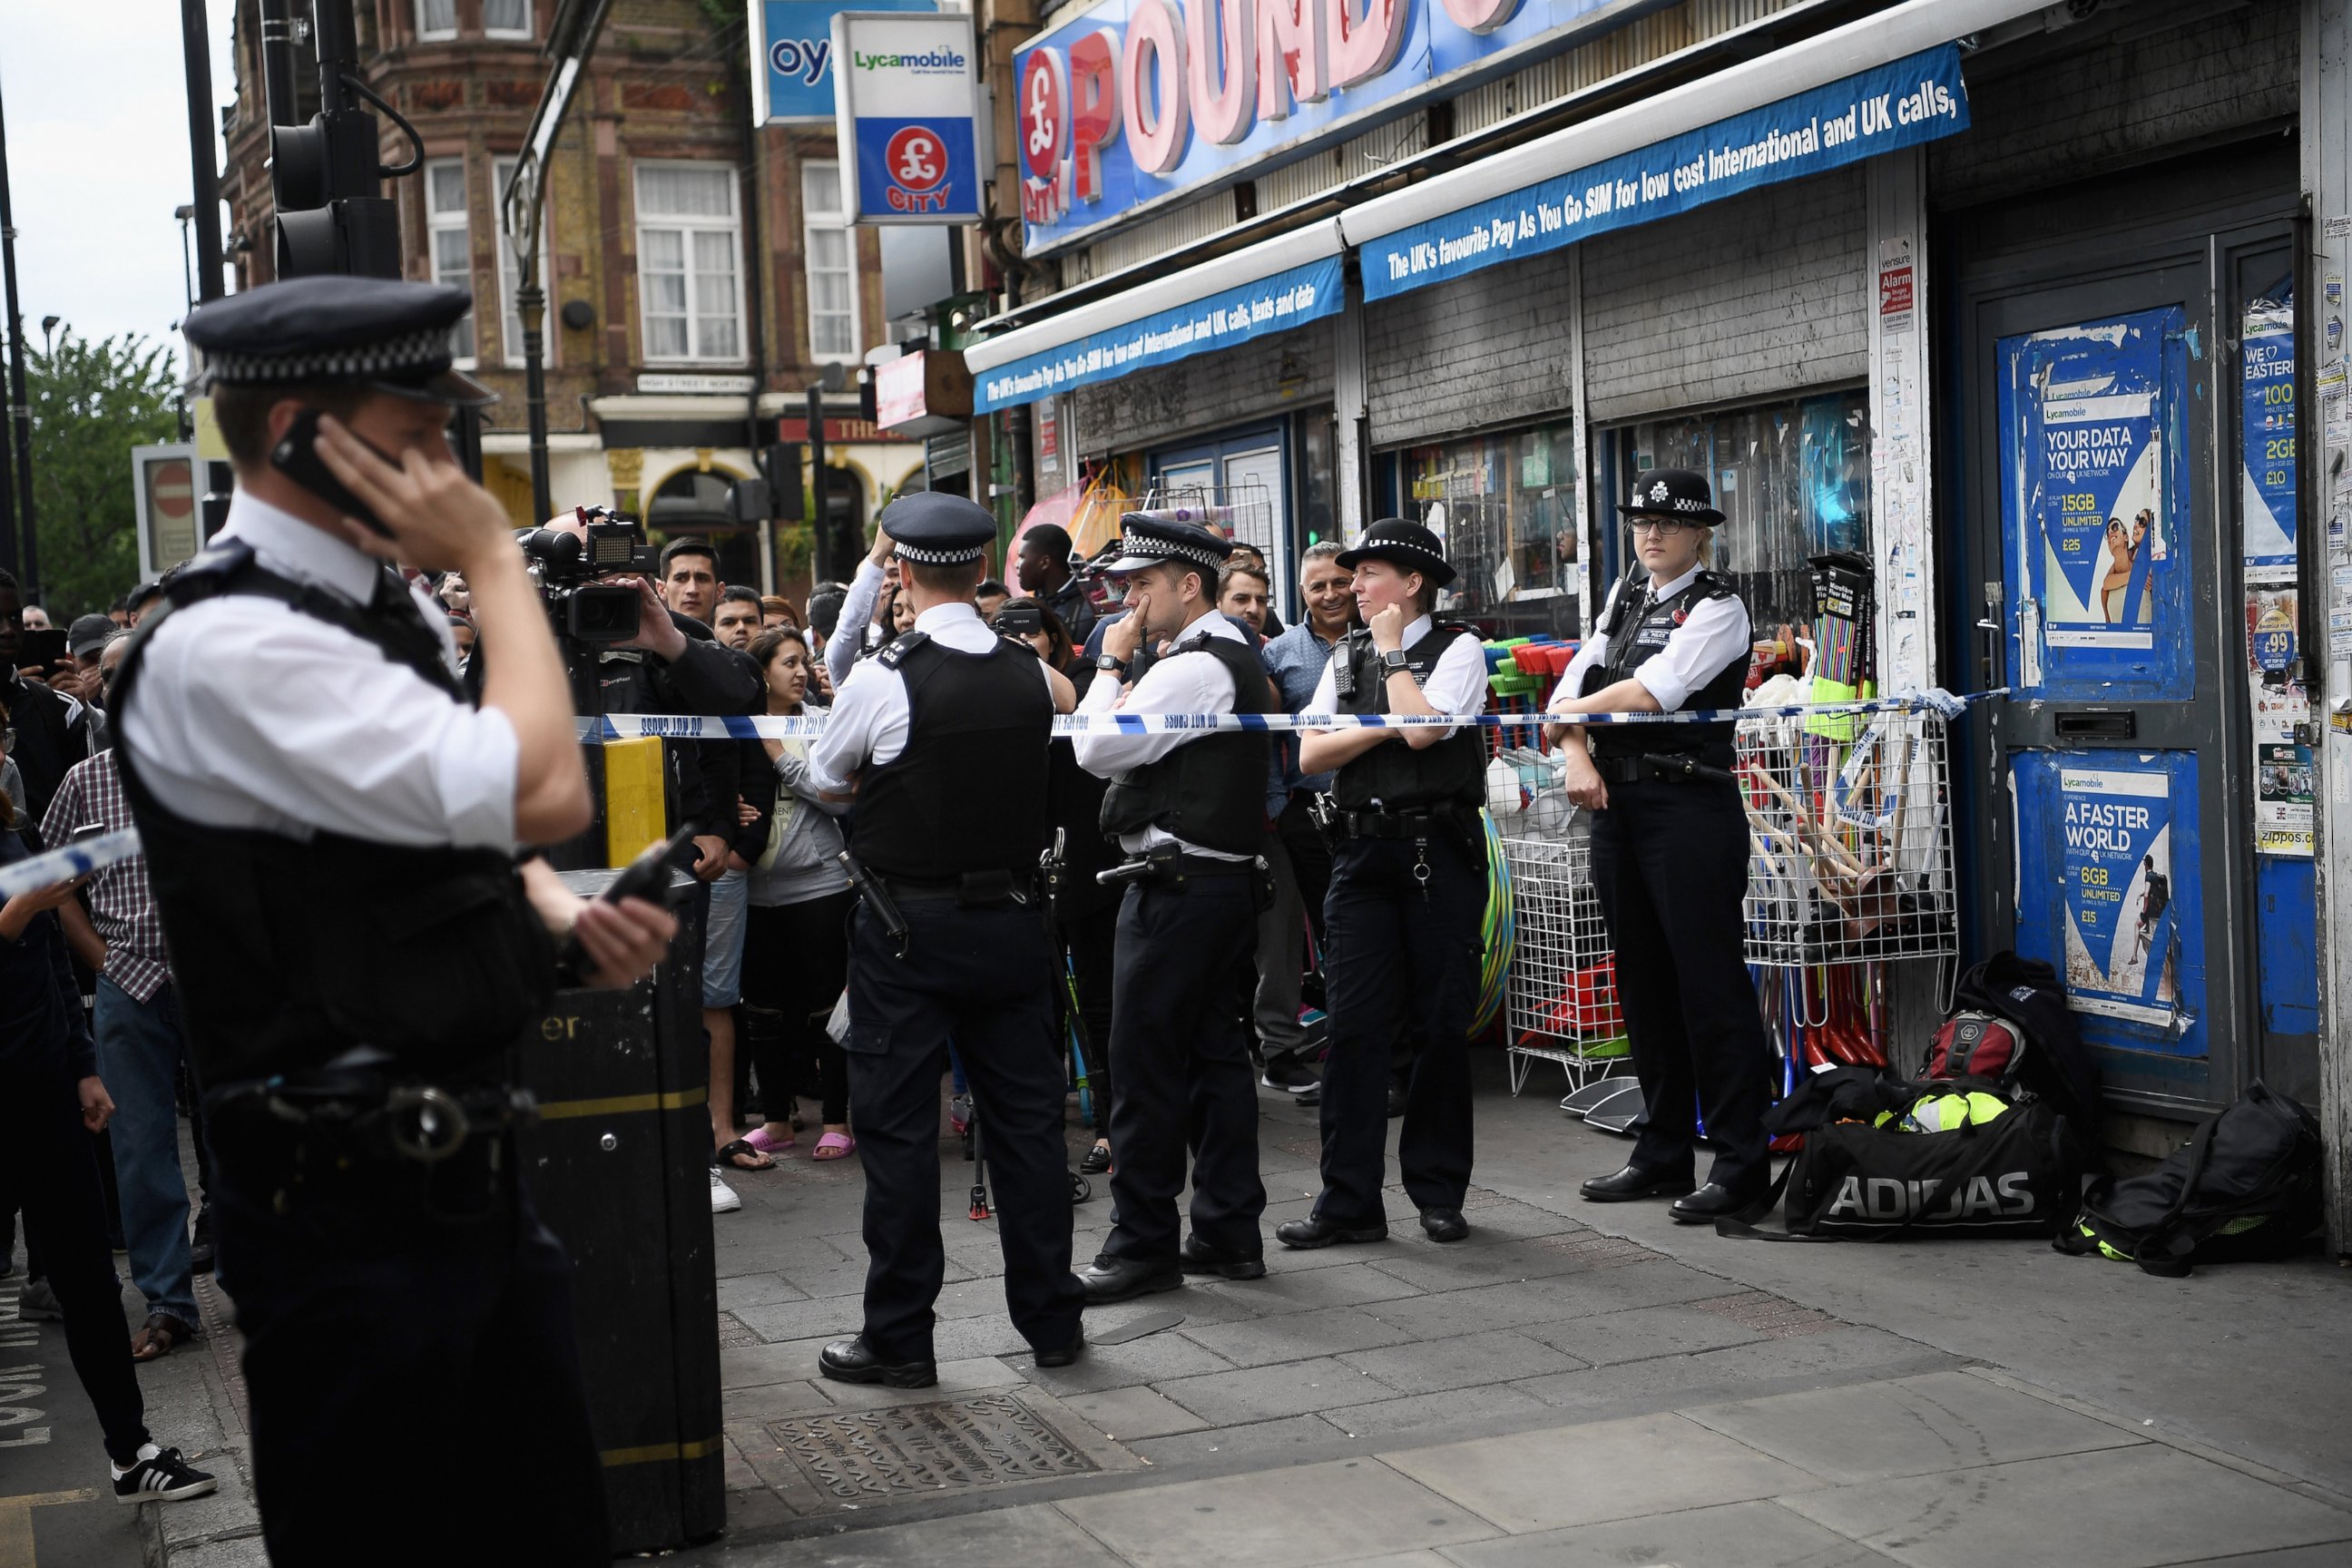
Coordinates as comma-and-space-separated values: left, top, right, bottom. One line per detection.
2, 0, 237, 365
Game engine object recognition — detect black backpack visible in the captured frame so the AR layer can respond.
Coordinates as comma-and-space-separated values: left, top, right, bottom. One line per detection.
1945, 953, 2102, 1132
2055, 1081, 2323, 1277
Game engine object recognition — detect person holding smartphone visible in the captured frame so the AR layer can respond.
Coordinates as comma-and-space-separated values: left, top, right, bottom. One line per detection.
112, 276, 678, 1564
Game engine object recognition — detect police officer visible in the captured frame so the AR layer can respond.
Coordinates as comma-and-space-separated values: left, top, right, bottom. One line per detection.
1544, 468, 1774, 1221
1070, 514, 1273, 1301
808, 493, 1086, 1386
113, 277, 677, 1563
1279, 520, 1492, 1249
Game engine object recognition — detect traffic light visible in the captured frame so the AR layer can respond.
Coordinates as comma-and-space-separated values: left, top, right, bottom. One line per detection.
270, 113, 399, 279
265, 1, 409, 279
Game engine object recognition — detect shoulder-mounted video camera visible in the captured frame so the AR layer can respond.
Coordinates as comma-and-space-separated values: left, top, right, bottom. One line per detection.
515, 507, 657, 644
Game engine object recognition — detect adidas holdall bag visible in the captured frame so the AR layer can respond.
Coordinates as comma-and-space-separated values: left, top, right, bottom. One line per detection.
1762, 1093, 2081, 1240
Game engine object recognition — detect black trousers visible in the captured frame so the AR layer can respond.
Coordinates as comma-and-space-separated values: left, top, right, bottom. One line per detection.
1589, 777, 1775, 1191
213, 1140, 605, 1564
1278, 792, 1334, 949
1315, 836, 1481, 1223
845, 900, 1083, 1361
743, 890, 855, 1125
1103, 871, 1266, 1263
1, 1061, 147, 1464
1056, 910, 1116, 1133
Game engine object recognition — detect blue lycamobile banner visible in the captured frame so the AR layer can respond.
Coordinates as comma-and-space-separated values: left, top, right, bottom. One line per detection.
974, 256, 1343, 413
1361, 44, 1971, 301
2241, 290, 2297, 569
2057, 763, 2180, 1029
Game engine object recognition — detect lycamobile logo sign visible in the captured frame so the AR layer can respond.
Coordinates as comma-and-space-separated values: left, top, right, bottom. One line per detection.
854, 48, 966, 70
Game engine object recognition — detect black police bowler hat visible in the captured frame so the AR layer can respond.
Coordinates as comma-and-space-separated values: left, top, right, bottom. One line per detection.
879, 491, 997, 565
1103, 512, 1234, 576
182, 277, 495, 408
1618, 467, 1725, 524
1337, 518, 1456, 588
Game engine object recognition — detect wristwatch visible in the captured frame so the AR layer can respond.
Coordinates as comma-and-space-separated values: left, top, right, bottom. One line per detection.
1096, 652, 1130, 675
1379, 647, 1412, 674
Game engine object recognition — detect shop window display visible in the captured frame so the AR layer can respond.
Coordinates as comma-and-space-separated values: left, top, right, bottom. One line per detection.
1402, 423, 1582, 640
1619, 391, 1871, 642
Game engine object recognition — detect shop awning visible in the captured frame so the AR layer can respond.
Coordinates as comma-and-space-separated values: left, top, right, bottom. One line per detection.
967, 220, 1345, 415
1338, 0, 2056, 299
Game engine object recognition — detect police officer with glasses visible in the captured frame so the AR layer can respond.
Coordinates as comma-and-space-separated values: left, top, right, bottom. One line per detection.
1544, 468, 1774, 1223
1279, 519, 1492, 1250
808, 493, 1087, 1388
113, 276, 678, 1563
1071, 514, 1275, 1302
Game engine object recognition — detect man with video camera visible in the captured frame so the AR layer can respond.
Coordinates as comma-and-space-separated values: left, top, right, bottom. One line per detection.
113, 277, 678, 1563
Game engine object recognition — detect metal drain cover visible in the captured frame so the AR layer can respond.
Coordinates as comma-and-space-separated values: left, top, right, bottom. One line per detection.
765, 1393, 1097, 1502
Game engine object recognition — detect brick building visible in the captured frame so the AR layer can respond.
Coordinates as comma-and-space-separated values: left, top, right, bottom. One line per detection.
218, 0, 924, 593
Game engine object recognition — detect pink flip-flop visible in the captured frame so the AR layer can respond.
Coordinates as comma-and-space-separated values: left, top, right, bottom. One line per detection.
743, 1126, 795, 1156
810, 1132, 858, 1161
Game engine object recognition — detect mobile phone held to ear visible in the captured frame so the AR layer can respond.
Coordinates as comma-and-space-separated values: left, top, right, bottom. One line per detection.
269, 407, 396, 539
557, 823, 701, 983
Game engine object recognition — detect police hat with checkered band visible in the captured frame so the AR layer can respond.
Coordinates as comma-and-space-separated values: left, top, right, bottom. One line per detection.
1336, 517, 1456, 588
182, 276, 496, 408
1617, 467, 1725, 525
1102, 512, 1234, 578
878, 490, 997, 566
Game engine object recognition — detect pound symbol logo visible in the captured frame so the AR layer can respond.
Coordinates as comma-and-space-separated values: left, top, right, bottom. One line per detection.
887, 128, 946, 191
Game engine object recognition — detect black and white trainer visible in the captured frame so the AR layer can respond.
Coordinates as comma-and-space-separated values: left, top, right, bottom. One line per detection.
113, 1445, 218, 1504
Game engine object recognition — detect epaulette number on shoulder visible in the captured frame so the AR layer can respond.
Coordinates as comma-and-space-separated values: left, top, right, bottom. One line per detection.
163, 539, 260, 604
1693, 570, 1737, 601
876, 629, 931, 670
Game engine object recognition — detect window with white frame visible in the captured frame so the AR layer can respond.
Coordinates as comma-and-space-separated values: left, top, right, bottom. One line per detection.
492, 156, 551, 368
425, 157, 476, 365
415, 0, 457, 40
483, 0, 533, 38
801, 162, 858, 362
634, 163, 744, 363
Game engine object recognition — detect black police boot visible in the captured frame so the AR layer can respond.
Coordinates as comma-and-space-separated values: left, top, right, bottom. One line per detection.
1077, 1254, 1184, 1305
1179, 1234, 1268, 1279
1034, 1326, 1085, 1369
188, 1203, 216, 1276
1670, 1181, 1770, 1224
1274, 1214, 1387, 1250
1417, 1207, 1469, 1243
818, 1336, 938, 1389
1579, 1164, 1696, 1202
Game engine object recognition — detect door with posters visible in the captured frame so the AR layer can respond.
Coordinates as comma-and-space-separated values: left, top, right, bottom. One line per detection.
1957, 180, 2298, 1115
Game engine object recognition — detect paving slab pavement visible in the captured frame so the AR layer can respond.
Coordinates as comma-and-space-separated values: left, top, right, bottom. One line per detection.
21, 1052, 2351, 1568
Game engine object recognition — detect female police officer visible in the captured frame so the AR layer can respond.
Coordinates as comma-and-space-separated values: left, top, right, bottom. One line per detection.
1279, 520, 1490, 1250
1544, 468, 1773, 1222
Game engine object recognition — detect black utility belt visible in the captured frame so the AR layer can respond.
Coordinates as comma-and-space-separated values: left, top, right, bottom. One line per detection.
875, 868, 1034, 907
1338, 804, 1467, 840
1594, 750, 1737, 787
209, 1075, 537, 1168
1097, 842, 1264, 890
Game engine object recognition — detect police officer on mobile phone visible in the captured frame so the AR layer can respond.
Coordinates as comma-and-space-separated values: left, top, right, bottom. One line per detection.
112, 277, 677, 1563
1544, 468, 1774, 1223
1280, 520, 1492, 1250
806, 493, 1087, 1388
1070, 514, 1277, 1302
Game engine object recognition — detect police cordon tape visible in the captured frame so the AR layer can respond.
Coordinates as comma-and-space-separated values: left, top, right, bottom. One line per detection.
3, 693, 1999, 901
573, 689, 2001, 742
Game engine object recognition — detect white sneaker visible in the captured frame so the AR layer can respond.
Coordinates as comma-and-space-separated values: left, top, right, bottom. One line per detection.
710, 1166, 741, 1214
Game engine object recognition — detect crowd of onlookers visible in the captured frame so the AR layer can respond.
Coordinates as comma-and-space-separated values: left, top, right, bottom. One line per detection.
0, 507, 1362, 1298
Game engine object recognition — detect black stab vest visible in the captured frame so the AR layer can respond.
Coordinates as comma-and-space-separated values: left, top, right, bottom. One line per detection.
1583, 568, 1749, 763
852, 631, 1051, 880
111, 543, 555, 1089
1098, 627, 1274, 858
1331, 623, 1488, 813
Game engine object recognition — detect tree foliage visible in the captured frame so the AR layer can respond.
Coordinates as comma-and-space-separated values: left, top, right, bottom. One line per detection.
23, 330, 182, 619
